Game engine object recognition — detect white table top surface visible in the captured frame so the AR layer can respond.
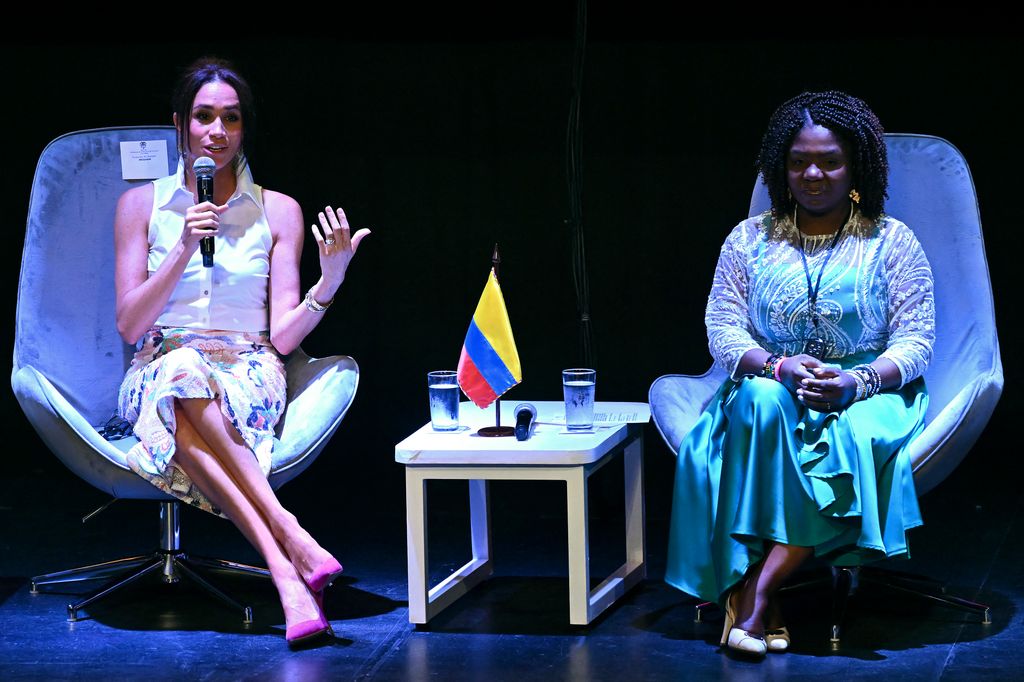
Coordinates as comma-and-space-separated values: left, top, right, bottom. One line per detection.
394, 400, 649, 466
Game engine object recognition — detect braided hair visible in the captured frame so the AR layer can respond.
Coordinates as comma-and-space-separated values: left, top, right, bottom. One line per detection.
756, 91, 888, 219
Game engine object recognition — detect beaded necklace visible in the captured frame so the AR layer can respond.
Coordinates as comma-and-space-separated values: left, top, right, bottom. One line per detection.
794, 203, 854, 358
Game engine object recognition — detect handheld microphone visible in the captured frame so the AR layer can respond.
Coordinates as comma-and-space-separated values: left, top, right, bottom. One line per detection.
193, 156, 216, 268
514, 403, 537, 441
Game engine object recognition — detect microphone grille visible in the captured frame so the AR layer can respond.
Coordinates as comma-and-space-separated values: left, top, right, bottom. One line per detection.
192, 156, 216, 178
514, 403, 537, 416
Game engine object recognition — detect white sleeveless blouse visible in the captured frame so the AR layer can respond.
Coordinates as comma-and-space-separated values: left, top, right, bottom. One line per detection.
148, 160, 272, 333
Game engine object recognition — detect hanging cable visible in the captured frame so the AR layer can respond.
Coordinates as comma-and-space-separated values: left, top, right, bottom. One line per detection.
566, 0, 593, 366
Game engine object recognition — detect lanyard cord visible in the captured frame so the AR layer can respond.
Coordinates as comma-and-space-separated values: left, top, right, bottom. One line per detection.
795, 203, 854, 334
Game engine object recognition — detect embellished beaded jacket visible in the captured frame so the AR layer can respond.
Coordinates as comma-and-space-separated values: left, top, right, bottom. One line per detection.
706, 210, 935, 385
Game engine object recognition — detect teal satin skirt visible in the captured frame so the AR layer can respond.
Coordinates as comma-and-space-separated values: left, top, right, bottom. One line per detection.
664, 375, 926, 605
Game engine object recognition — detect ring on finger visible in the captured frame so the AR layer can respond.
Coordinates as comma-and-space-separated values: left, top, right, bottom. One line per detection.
324, 237, 336, 245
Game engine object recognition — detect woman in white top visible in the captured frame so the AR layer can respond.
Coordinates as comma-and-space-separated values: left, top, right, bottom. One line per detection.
114, 57, 366, 647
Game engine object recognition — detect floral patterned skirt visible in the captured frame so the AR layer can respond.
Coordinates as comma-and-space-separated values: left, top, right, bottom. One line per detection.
117, 327, 287, 515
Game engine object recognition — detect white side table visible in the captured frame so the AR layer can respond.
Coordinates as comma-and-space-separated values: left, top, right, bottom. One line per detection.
395, 400, 647, 626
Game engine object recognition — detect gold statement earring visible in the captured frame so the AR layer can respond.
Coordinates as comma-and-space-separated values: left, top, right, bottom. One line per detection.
849, 188, 861, 204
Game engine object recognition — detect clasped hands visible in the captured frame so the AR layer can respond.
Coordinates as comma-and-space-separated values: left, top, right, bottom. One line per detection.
777, 354, 858, 413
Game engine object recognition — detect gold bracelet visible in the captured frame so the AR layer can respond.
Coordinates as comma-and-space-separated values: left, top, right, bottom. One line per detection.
303, 289, 333, 313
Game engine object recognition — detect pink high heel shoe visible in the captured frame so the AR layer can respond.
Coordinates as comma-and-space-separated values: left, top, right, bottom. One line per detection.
306, 557, 344, 593
286, 590, 333, 648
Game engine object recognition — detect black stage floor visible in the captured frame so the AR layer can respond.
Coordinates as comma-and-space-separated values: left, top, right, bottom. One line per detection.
1, 429, 1018, 682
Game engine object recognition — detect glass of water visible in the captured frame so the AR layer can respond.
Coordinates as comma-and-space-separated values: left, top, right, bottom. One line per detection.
562, 368, 596, 431
427, 371, 460, 431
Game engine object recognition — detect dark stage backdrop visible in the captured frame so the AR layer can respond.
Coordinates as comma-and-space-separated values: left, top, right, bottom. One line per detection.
3, 30, 1017, 526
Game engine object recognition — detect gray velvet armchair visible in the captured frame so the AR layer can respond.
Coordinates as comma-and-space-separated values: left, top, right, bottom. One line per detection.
13, 126, 359, 622
649, 133, 1002, 640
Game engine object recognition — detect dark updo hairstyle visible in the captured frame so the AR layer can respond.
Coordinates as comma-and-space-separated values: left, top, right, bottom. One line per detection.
756, 91, 888, 220
171, 57, 256, 166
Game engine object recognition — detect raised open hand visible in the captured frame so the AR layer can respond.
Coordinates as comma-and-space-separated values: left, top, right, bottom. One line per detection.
311, 205, 371, 288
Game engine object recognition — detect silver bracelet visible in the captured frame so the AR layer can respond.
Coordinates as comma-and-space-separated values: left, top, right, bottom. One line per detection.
852, 363, 881, 398
849, 370, 867, 402
303, 289, 333, 313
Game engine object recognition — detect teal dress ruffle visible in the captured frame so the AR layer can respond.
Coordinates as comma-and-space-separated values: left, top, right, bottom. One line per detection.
664, 372, 926, 606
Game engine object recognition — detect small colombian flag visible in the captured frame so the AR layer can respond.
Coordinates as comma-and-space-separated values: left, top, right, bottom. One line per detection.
457, 268, 522, 408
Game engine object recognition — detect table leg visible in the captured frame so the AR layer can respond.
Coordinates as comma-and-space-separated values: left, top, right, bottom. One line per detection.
568, 432, 647, 626
566, 467, 590, 625
406, 469, 429, 623
624, 436, 646, 575
469, 479, 492, 569
422, 480, 494, 616
406, 472, 496, 624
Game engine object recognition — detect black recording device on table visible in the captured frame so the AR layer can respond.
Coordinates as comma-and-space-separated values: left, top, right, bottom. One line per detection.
514, 403, 537, 441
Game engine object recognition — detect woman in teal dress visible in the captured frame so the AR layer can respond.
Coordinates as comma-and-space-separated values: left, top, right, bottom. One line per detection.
665, 91, 935, 657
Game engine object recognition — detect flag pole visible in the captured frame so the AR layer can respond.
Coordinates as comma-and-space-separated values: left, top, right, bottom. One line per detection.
478, 243, 515, 437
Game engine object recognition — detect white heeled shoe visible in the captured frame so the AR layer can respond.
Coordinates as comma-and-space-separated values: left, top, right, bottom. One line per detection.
720, 588, 767, 658
727, 627, 768, 656
764, 626, 791, 652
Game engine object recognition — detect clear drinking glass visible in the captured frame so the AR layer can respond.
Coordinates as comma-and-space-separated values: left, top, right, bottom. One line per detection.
562, 368, 596, 431
427, 371, 460, 431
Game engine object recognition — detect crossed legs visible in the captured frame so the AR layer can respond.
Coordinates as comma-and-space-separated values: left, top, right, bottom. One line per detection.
722, 380, 814, 644
169, 397, 336, 633
734, 542, 813, 634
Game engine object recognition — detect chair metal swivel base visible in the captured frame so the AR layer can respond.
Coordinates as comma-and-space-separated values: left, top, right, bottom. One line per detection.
694, 565, 991, 646
817, 566, 992, 643
30, 501, 270, 624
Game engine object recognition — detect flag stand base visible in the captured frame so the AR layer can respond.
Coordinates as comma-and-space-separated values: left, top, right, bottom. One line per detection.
477, 426, 515, 437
